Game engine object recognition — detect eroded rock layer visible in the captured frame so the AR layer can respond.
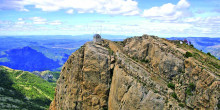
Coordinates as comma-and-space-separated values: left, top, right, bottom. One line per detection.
50, 35, 220, 110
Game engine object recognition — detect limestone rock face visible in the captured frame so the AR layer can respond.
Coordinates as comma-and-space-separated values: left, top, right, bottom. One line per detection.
108, 65, 165, 110
123, 35, 185, 79
50, 35, 220, 110
50, 42, 112, 110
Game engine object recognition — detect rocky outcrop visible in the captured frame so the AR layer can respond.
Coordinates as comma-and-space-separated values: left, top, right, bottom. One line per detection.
123, 35, 185, 80
50, 35, 220, 110
50, 42, 113, 110
108, 64, 165, 110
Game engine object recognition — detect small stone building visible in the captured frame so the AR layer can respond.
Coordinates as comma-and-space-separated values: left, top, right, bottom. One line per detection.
93, 34, 102, 43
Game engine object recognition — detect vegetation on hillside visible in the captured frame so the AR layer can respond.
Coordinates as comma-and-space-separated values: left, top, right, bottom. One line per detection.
184, 51, 192, 58
0, 66, 56, 109
167, 83, 175, 90
176, 42, 220, 76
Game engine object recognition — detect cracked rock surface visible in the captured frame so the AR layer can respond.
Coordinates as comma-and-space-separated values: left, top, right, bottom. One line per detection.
50, 35, 220, 110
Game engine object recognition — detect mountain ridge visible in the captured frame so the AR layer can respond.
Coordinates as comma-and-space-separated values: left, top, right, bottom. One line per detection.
50, 35, 220, 110
167, 37, 220, 60
0, 46, 60, 71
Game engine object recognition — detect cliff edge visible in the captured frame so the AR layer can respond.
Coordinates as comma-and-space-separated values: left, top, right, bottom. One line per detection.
50, 35, 220, 110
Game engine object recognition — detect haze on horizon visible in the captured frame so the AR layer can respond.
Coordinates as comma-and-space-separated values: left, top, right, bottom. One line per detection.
0, 0, 219, 37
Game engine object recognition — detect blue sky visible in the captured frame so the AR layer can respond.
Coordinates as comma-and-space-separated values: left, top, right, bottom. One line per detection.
0, 0, 219, 37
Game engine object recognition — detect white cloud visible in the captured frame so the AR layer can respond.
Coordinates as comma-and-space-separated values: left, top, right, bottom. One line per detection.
29, 17, 47, 24
18, 18, 23, 21
19, 8, 29, 12
66, 9, 74, 14
1, 16, 219, 37
16, 21, 26, 25
49, 20, 62, 25
16, 17, 63, 25
184, 16, 220, 24
176, 0, 190, 9
183, 16, 220, 34
142, 0, 190, 21
55, 16, 218, 37
9, 0, 139, 15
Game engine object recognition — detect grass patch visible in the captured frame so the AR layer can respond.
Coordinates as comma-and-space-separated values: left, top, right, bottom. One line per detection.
186, 83, 196, 96
217, 100, 220, 109
179, 103, 185, 108
167, 83, 175, 90
132, 56, 138, 61
108, 48, 114, 55
140, 59, 149, 63
184, 51, 192, 58
171, 92, 178, 100
207, 52, 217, 59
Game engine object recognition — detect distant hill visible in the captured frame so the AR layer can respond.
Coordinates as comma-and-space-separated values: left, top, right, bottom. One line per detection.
32, 70, 60, 82
0, 66, 55, 109
0, 35, 125, 72
30, 46, 75, 65
0, 36, 88, 71
167, 37, 220, 59
0, 36, 89, 51
0, 46, 60, 72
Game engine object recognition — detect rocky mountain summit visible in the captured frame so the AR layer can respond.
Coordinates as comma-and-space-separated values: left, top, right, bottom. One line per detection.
50, 35, 220, 110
